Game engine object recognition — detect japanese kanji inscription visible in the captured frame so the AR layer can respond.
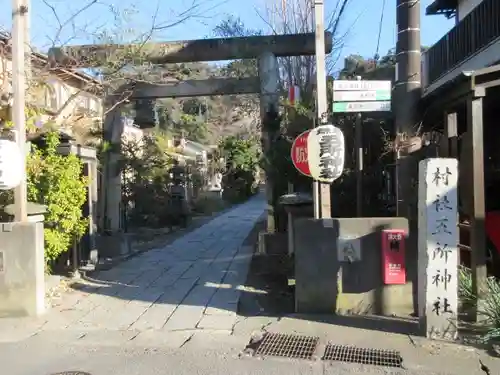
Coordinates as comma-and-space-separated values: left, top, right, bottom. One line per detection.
418, 158, 458, 341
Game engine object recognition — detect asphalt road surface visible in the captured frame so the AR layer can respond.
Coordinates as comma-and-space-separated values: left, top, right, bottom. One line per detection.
0, 332, 469, 375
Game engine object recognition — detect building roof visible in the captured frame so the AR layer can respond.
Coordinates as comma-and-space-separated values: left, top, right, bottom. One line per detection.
0, 31, 102, 91
426, 0, 458, 18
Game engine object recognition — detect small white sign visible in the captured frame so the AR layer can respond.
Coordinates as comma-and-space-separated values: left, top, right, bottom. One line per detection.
418, 158, 459, 341
333, 80, 391, 91
332, 101, 391, 113
337, 236, 361, 262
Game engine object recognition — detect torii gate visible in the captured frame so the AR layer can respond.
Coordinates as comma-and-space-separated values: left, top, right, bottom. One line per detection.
48, 32, 333, 256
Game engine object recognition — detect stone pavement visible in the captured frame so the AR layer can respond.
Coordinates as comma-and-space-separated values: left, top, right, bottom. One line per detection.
0, 194, 265, 342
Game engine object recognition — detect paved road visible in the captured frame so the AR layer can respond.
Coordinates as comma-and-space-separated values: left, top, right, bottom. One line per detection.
0, 336, 413, 375
1, 329, 495, 375
0, 194, 265, 341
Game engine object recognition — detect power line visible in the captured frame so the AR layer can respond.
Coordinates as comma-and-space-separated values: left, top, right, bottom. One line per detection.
375, 0, 387, 60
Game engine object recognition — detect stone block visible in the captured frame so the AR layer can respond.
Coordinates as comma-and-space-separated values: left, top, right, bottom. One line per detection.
163, 305, 203, 331
182, 285, 217, 307
204, 304, 238, 316
197, 313, 236, 331
97, 233, 131, 259
294, 217, 413, 315
128, 303, 177, 331
418, 158, 458, 340
258, 231, 287, 255
0, 222, 45, 317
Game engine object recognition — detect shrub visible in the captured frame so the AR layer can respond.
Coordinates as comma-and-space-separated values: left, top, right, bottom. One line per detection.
26, 131, 89, 270
191, 193, 227, 215
459, 265, 500, 342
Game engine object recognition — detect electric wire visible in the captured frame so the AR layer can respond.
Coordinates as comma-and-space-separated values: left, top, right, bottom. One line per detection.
375, 0, 387, 60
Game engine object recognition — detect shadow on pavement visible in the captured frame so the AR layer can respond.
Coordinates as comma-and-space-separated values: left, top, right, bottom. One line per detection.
237, 226, 420, 336
64, 206, 418, 335
58, 196, 267, 332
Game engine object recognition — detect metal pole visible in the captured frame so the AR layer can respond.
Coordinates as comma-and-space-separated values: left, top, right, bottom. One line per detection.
355, 113, 363, 216
354, 75, 363, 217
395, 0, 421, 217
313, 0, 331, 219
312, 100, 319, 219
12, 0, 29, 222
287, 182, 294, 256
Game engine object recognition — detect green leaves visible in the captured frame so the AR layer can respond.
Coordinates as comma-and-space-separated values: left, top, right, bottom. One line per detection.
26, 131, 89, 268
219, 136, 260, 173
218, 135, 260, 202
459, 265, 500, 343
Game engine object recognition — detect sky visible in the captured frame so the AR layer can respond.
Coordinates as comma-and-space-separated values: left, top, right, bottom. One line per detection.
0, 0, 455, 71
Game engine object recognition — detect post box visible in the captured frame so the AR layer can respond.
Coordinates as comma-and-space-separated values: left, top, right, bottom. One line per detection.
381, 229, 406, 284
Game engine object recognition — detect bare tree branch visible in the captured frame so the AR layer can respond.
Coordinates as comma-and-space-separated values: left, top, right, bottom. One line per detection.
26, 0, 219, 125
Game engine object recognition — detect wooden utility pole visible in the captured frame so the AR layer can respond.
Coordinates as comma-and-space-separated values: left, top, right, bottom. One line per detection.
395, 0, 421, 316
12, 0, 29, 222
395, 0, 421, 218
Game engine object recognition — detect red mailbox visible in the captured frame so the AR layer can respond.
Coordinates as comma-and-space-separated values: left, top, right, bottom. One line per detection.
381, 229, 406, 285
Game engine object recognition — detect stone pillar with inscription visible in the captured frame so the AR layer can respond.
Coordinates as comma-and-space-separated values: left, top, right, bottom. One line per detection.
418, 158, 459, 340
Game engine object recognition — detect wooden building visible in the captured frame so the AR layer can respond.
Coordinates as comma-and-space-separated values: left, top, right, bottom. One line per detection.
421, 0, 500, 292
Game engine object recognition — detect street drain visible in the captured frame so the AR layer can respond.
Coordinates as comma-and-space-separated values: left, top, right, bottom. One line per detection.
49, 372, 92, 375
253, 332, 319, 360
322, 344, 403, 368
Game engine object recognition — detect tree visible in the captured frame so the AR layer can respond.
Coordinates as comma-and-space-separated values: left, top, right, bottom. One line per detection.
215, 0, 353, 107
177, 113, 208, 143
121, 131, 175, 227
213, 2, 353, 199
0, 1, 219, 267
21, 1, 218, 126
219, 135, 260, 202
339, 46, 427, 81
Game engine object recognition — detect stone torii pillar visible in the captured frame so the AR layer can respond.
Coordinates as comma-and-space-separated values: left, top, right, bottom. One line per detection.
258, 52, 280, 233
100, 98, 124, 232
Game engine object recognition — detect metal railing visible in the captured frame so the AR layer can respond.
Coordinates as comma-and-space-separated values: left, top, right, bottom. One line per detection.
423, 0, 500, 86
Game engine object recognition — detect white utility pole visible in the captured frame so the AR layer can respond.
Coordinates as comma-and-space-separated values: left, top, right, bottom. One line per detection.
12, 0, 29, 222
313, 0, 331, 219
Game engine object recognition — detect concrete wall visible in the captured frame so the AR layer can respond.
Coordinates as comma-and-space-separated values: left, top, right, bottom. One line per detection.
295, 217, 413, 316
0, 222, 45, 317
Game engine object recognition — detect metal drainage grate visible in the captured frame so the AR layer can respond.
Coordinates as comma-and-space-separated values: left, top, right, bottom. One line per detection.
322, 344, 403, 368
49, 372, 92, 375
254, 332, 319, 360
